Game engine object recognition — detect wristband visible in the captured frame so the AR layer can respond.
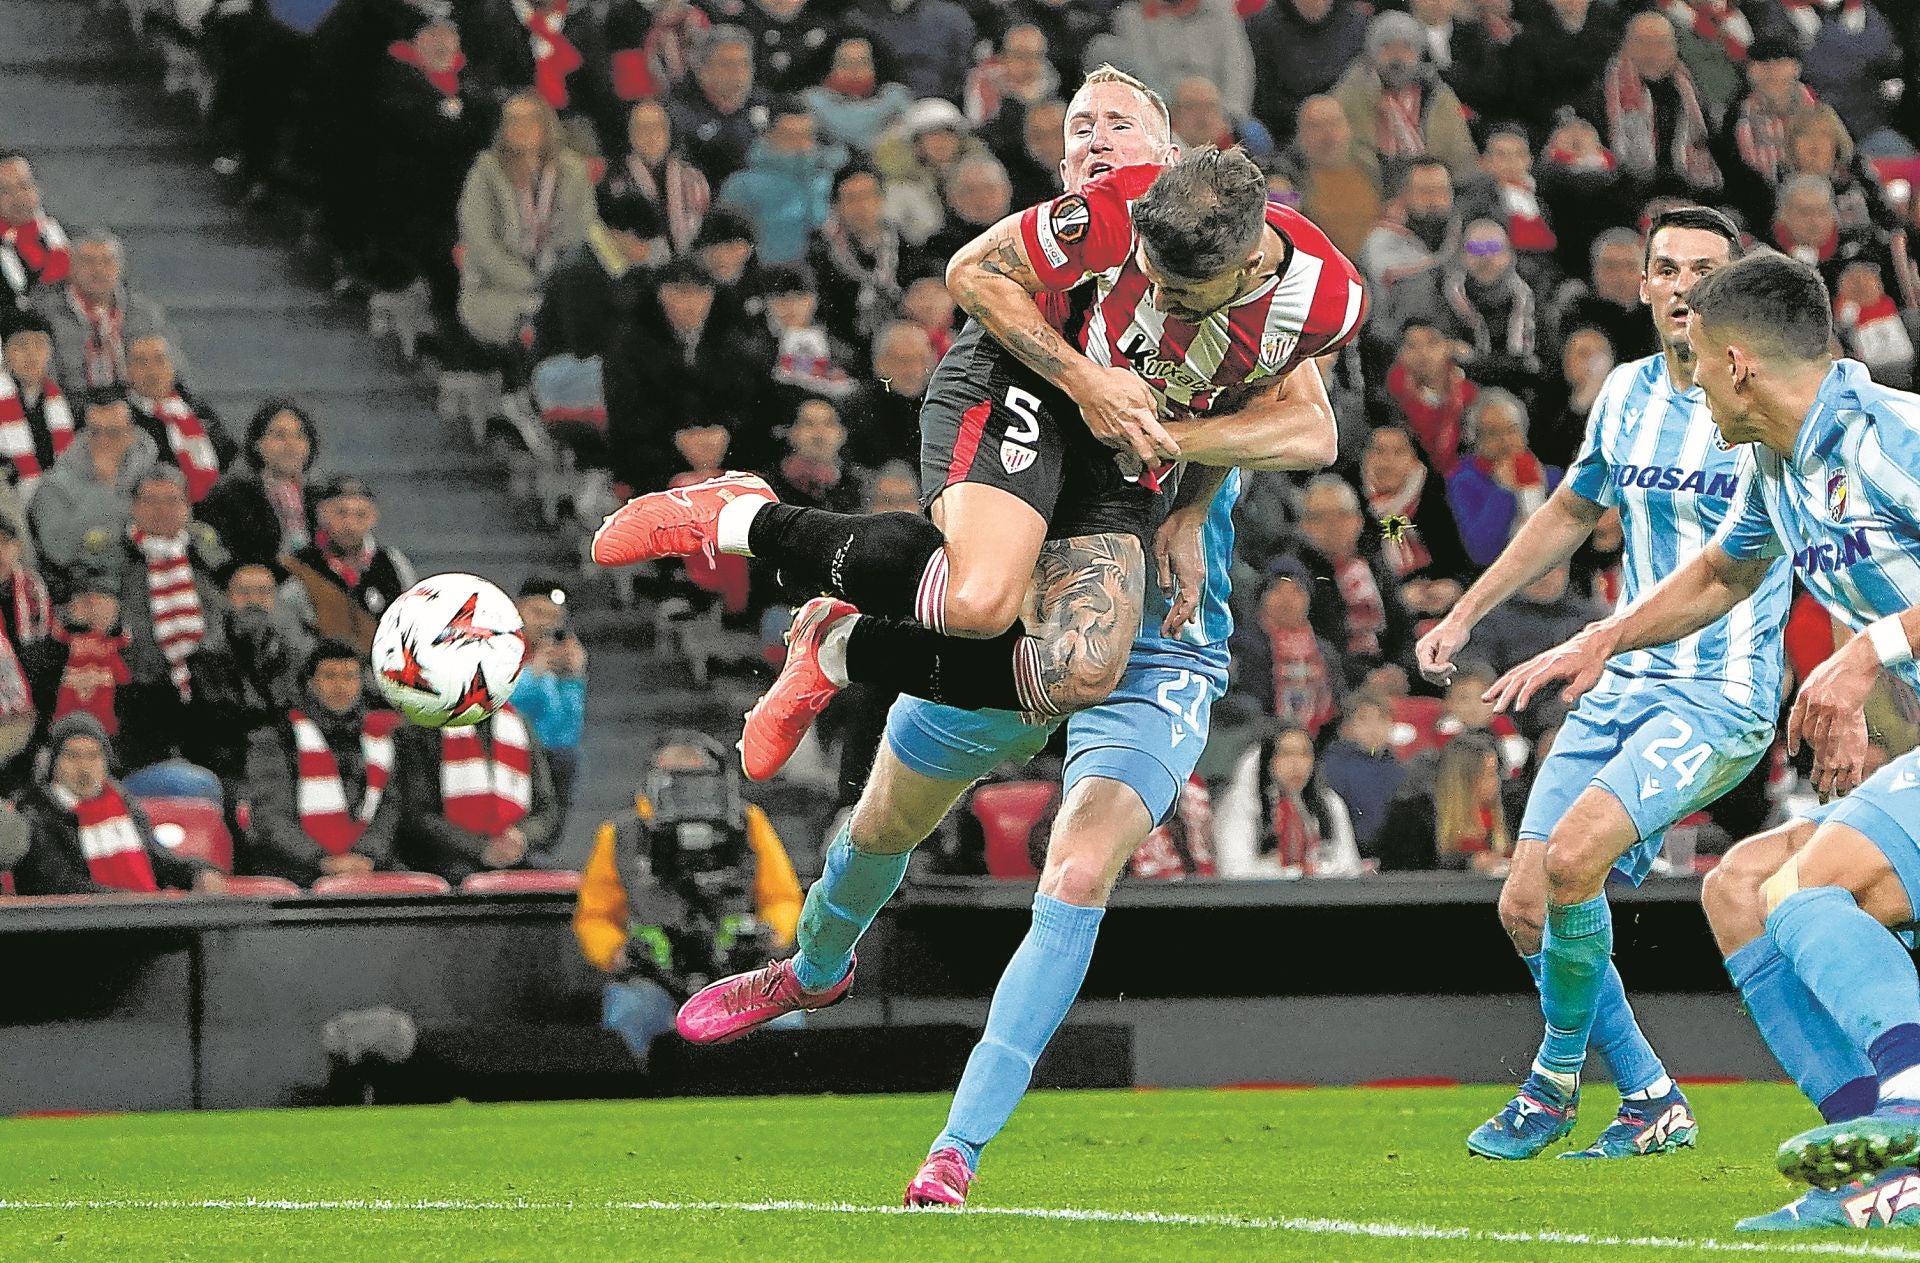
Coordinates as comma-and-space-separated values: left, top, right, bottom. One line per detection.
1867, 615, 1913, 668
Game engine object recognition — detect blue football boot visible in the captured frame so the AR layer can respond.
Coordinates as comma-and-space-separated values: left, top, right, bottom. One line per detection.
1467, 1073, 1579, 1159
1561, 1085, 1697, 1159
1778, 1102, 1920, 1189
1738, 1167, 1920, 1231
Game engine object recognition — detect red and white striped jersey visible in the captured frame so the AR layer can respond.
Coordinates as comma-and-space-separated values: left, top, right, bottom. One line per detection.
1017, 164, 1368, 418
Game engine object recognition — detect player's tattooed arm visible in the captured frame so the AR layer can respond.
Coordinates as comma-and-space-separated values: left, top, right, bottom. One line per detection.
946, 217, 1081, 384
1023, 533, 1147, 714
1159, 359, 1338, 472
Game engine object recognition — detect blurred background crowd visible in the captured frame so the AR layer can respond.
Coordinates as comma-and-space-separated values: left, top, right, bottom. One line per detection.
5, 0, 1920, 910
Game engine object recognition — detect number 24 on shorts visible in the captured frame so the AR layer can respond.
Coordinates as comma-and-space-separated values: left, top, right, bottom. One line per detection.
1640, 716, 1713, 797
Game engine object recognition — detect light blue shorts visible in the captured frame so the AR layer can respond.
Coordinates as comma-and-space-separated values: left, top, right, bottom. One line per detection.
1519, 681, 1774, 885
883, 650, 1227, 826
1800, 748, 1920, 920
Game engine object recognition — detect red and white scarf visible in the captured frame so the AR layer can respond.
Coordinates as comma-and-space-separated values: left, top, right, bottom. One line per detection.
1377, 84, 1429, 161
129, 527, 205, 699
610, 2, 711, 100
1734, 84, 1817, 183
1263, 621, 1336, 735
1837, 289, 1915, 377
143, 393, 222, 502
0, 214, 70, 298
1781, 0, 1866, 42
314, 528, 375, 590
0, 370, 72, 493
517, 0, 584, 111
291, 708, 400, 855
1387, 362, 1477, 477
1333, 556, 1388, 658
1497, 179, 1557, 254
616, 155, 710, 255
1664, 0, 1753, 65
441, 707, 533, 837
1602, 54, 1720, 189
388, 39, 468, 111
67, 287, 127, 388
1368, 467, 1435, 577
57, 782, 158, 893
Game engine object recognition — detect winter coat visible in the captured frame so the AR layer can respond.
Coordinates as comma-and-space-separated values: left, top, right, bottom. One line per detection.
1085, 0, 1255, 117
456, 149, 597, 348
27, 429, 161, 590
29, 285, 182, 393
846, 0, 977, 103
1246, 0, 1370, 142
241, 704, 402, 885
717, 140, 850, 265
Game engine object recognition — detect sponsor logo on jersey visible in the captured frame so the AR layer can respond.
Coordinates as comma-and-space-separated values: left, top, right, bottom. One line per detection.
1609, 464, 1739, 497
1118, 331, 1218, 398
1793, 526, 1873, 575
1000, 440, 1036, 474
1050, 194, 1089, 245
1828, 470, 1849, 522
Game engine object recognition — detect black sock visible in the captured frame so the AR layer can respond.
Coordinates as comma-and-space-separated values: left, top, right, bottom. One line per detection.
746, 505, 945, 619
842, 615, 1044, 714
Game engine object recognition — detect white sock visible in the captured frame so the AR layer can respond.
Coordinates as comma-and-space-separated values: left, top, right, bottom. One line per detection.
1622, 1074, 1674, 1101
816, 614, 857, 688
1882, 1065, 1920, 1103
1530, 1062, 1579, 1097
716, 496, 768, 556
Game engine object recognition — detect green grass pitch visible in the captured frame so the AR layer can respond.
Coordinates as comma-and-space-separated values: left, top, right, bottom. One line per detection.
3, 1083, 1916, 1262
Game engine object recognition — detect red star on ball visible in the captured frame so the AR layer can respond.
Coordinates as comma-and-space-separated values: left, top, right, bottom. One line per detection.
381, 635, 430, 691
451, 665, 494, 717
433, 593, 500, 648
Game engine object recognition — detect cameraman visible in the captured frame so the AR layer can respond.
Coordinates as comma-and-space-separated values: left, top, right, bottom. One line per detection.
510, 577, 587, 832
573, 731, 802, 1066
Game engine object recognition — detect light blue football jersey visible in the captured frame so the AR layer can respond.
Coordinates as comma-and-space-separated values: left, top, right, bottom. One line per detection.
1714, 358, 1920, 696
1135, 467, 1240, 685
1567, 355, 1790, 715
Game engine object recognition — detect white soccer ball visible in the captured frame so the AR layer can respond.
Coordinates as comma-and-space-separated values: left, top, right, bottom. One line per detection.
371, 574, 527, 728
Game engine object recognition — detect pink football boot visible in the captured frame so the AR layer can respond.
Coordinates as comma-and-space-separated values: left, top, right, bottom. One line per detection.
904, 1148, 975, 1208
674, 955, 856, 1045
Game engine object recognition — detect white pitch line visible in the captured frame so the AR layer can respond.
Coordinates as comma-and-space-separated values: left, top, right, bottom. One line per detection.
0, 1197, 1915, 1260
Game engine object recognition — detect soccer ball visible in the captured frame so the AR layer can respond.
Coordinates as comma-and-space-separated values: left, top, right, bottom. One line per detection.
372, 574, 527, 728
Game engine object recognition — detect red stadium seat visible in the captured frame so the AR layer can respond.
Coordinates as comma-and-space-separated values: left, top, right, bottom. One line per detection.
311, 872, 453, 897
971, 781, 1057, 879
459, 870, 581, 895
221, 875, 303, 897
140, 796, 234, 873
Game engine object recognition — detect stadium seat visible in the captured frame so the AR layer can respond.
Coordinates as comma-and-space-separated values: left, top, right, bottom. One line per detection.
141, 796, 234, 873
311, 873, 453, 897
459, 870, 582, 895
221, 875, 304, 898
125, 760, 223, 802
971, 781, 1057, 879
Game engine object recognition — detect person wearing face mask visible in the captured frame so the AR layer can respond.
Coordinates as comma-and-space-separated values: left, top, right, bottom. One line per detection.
806, 36, 914, 156
1331, 12, 1480, 188
1361, 157, 1460, 296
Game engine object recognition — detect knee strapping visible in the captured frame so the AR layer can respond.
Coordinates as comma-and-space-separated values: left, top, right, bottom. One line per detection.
1762, 855, 1804, 919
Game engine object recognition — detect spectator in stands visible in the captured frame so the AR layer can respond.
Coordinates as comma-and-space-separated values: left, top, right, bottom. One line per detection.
603, 100, 712, 258
1169, 77, 1275, 167
995, 0, 1113, 86
0, 153, 69, 311
535, 185, 664, 366
1086, 0, 1254, 120
1584, 12, 1723, 201
12, 712, 223, 895
1333, 12, 1480, 186
965, 25, 1058, 130
876, 99, 988, 247
901, 275, 957, 356
185, 560, 302, 784
998, 99, 1068, 207
719, 97, 848, 265
1446, 387, 1563, 568
1289, 95, 1384, 264
1232, 558, 1343, 735
1478, 127, 1560, 291
1361, 158, 1460, 296
1506, 0, 1620, 138
22, 571, 128, 760
395, 702, 561, 883
689, 205, 762, 326
601, 0, 712, 105
844, 321, 934, 470
462, 0, 614, 154
1726, 38, 1819, 218
1773, 171, 1901, 294
1390, 219, 1544, 396
1407, 0, 1516, 125
574, 731, 802, 1067
727, 0, 838, 95
0, 518, 47, 769
240, 639, 401, 886
31, 231, 178, 393
848, 0, 976, 104
1361, 424, 1470, 583
1318, 689, 1405, 858
1834, 259, 1917, 388
457, 92, 596, 358
1248, 0, 1370, 147
1551, 227, 1657, 365
923, 153, 1013, 265
1471, 561, 1603, 678
279, 476, 416, 656
1536, 113, 1633, 283
1788, 0, 1909, 157
767, 398, 861, 512
0, 310, 74, 505
510, 577, 587, 833
668, 26, 768, 185
1290, 475, 1415, 689
809, 163, 923, 355
124, 336, 235, 505
198, 401, 318, 570
807, 37, 914, 156
601, 258, 720, 491
369, 11, 493, 314
1665, 1, 1798, 123
1215, 725, 1362, 879
1533, 325, 1617, 469
29, 388, 159, 596
736, 266, 859, 452
1374, 729, 1511, 873
1786, 105, 1901, 236
1380, 317, 1476, 476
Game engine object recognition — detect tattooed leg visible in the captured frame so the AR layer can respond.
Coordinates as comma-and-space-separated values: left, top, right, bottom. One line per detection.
840, 533, 1146, 717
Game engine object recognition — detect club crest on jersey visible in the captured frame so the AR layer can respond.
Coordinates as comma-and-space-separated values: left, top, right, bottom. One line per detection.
1000, 440, 1036, 475
1259, 331, 1298, 371
1828, 471, 1849, 522
1050, 195, 1089, 245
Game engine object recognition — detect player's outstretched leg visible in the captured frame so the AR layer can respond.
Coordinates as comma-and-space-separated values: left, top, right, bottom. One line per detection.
1737, 1167, 1920, 1231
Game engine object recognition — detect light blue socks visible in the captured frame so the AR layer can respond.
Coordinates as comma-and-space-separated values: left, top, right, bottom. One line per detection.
792, 827, 911, 991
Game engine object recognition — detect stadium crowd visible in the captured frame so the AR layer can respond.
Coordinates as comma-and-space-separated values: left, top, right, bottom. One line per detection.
2, 0, 1920, 899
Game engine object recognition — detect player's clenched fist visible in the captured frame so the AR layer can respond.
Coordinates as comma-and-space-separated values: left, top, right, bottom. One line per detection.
1415, 615, 1473, 687
1071, 365, 1181, 464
